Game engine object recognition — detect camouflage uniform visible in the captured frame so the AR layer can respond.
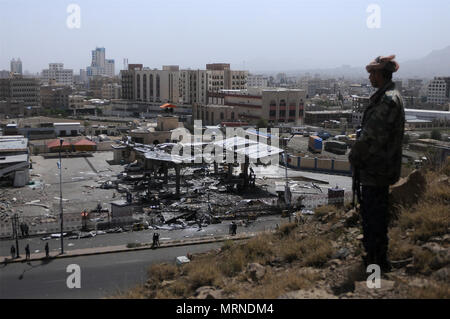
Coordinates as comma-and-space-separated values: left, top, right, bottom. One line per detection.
349, 81, 405, 269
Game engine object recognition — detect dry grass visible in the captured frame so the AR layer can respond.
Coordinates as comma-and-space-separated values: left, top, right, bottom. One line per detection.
147, 263, 179, 282
407, 283, 450, 299
398, 202, 449, 242
234, 268, 320, 299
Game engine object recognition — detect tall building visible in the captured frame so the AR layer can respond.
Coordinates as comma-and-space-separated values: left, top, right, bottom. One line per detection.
120, 64, 143, 100
427, 77, 450, 104
0, 74, 40, 106
179, 69, 208, 105
41, 63, 74, 86
87, 47, 115, 78
206, 63, 248, 92
10, 58, 22, 75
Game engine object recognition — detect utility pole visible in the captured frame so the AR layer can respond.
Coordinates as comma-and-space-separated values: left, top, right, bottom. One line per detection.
59, 138, 64, 254
12, 213, 20, 258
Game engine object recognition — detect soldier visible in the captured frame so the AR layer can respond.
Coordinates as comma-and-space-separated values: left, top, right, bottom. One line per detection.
349, 55, 405, 273
25, 244, 30, 260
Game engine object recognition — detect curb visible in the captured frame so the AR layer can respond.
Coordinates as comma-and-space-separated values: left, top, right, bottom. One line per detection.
1, 232, 258, 264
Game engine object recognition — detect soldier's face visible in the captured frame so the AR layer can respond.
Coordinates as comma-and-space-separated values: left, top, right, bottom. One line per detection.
369, 70, 384, 88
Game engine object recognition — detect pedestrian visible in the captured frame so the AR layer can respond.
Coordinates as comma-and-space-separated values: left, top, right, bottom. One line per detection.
45, 242, 50, 258
20, 223, 26, 237
10, 245, 16, 259
156, 233, 160, 247
349, 55, 405, 273
152, 233, 157, 248
25, 244, 30, 260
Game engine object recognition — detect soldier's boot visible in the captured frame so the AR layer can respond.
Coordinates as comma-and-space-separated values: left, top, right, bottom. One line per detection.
376, 247, 392, 273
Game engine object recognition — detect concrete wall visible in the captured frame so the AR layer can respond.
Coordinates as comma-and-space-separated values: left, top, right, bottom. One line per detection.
299, 157, 315, 169
286, 154, 352, 175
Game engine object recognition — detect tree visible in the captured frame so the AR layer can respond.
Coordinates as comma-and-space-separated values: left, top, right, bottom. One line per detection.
430, 129, 442, 141
256, 119, 269, 129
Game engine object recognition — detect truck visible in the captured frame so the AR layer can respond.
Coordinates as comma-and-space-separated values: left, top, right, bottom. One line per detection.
324, 140, 347, 155
317, 131, 331, 140
308, 136, 323, 153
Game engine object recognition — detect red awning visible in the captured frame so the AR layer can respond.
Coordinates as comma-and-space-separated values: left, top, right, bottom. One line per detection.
73, 139, 96, 146
160, 103, 177, 109
47, 139, 71, 148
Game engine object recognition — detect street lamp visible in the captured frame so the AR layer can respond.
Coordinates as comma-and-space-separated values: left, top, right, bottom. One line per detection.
59, 138, 64, 254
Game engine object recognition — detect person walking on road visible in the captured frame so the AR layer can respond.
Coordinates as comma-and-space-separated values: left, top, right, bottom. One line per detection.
45, 242, 49, 258
10, 245, 16, 259
25, 244, 30, 260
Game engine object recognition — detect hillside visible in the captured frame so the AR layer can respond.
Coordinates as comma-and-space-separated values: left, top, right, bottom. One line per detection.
115, 162, 450, 299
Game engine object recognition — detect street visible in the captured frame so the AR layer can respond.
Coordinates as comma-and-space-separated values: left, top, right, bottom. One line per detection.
0, 242, 221, 299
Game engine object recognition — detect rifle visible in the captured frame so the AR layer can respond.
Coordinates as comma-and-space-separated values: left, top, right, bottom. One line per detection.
352, 127, 363, 210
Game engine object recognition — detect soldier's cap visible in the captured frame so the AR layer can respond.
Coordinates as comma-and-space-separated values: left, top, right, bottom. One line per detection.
366, 55, 400, 73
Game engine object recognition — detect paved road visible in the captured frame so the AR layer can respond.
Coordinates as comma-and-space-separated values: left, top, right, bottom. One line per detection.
0, 215, 284, 258
0, 242, 221, 299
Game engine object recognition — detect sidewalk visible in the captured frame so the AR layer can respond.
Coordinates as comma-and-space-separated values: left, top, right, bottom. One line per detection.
1, 231, 259, 264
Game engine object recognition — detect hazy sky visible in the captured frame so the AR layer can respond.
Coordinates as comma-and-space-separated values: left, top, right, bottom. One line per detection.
1, 0, 449, 74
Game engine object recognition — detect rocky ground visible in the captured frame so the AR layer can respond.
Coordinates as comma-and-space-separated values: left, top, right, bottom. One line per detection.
115, 162, 450, 299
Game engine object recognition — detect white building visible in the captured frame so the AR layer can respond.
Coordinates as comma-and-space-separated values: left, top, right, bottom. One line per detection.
10, 58, 22, 75
248, 74, 269, 88
427, 77, 450, 104
41, 63, 74, 86
134, 69, 180, 104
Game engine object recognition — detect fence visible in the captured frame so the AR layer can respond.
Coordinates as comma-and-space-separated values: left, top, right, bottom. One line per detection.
284, 154, 352, 176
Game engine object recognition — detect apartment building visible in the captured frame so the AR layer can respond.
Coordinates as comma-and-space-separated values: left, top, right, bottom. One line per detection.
0, 75, 40, 106
134, 68, 180, 104
179, 69, 208, 105
41, 63, 74, 86
248, 74, 269, 88
206, 63, 248, 92
427, 77, 450, 104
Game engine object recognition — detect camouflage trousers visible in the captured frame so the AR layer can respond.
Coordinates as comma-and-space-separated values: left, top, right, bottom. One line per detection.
360, 185, 390, 264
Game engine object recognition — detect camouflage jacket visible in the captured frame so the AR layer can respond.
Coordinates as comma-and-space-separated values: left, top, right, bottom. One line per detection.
349, 81, 405, 186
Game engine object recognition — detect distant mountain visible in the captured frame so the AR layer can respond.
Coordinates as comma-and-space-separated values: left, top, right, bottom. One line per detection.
255, 46, 450, 80
398, 45, 450, 79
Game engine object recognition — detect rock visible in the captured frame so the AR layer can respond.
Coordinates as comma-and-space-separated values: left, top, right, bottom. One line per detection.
432, 266, 450, 282
279, 288, 337, 299
246, 263, 266, 281
160, 280, 175, 288
356, 234, 364, 240
332, 248, 350, 260
389, 170, 426, 209
344, 209, 360, 227
329, 259, 343, 266
408, 278, 430, 289
195, 286, 223, 299
354, 279, 396, 294
421, 242, 446, 254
